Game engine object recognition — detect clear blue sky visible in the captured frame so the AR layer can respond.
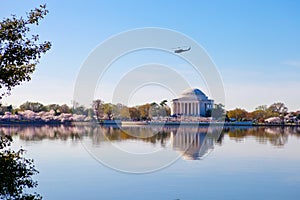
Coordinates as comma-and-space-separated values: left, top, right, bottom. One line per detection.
1, 0, 300, 111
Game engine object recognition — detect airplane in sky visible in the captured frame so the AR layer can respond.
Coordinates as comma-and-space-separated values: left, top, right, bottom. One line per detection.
173, 46, 191, 53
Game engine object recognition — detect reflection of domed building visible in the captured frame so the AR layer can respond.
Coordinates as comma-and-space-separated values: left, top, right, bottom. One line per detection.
171, 127, 215, 160
171, 88, 213, 117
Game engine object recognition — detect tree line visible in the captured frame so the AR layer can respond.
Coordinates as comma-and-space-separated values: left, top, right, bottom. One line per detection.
92, 99, 170, 121
0, 99, 172, 121
2, 101, 298, 122
226, 102, 300, 122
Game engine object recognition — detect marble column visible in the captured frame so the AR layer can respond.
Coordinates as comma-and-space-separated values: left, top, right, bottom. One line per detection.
193, 102, 196, 115
186, 103, 188, 115
172, 102, 175, 115
185, 103, 188, 115
192, 103, 194, 115
185, 103, 187, 115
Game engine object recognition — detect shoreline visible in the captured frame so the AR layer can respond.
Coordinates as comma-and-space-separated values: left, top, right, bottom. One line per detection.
0, 120, 299, 127
124, 121, 300, 127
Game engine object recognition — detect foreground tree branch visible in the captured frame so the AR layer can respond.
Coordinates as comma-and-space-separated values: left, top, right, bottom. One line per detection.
0, 4, 51, 99
0, 135, 42, 200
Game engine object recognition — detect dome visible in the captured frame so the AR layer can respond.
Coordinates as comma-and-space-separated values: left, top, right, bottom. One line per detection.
180, 88, 208, 100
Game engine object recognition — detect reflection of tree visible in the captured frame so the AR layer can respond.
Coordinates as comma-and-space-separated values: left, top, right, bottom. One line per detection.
3, 125, 300, 148
0, 135, 41, 199
224, 127, 296, 147
0, 125, 85, 141
101, 126, 221, 160
100, 126, 171, 146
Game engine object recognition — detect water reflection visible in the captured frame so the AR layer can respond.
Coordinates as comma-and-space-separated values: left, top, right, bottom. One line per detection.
0, 125, 83, 141
1, 125, 300, 160
171, 127, 222, 160
224, 126, 300, 147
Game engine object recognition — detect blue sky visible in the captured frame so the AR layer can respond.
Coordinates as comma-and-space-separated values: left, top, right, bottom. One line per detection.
1, 0, 300, 111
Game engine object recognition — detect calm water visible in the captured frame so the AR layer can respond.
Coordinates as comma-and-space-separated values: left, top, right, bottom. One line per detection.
2, 124, 300, 200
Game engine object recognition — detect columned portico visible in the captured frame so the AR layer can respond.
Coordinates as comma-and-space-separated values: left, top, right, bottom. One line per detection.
171, 88, 214, 117
173, 101, 200, 116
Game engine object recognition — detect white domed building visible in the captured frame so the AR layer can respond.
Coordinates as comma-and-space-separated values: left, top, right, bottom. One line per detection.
171, 88, 213, 117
